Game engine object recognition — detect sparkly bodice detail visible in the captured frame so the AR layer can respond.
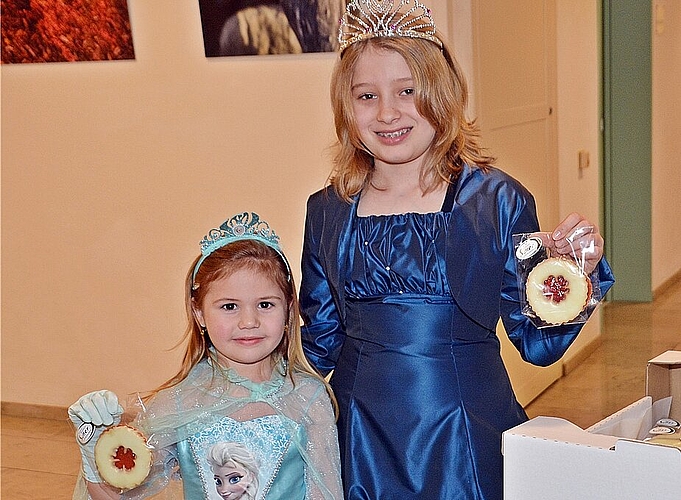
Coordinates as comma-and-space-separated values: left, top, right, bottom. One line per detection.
187, 414, 298, 499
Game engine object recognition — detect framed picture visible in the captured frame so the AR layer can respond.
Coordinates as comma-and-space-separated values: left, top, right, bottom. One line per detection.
198, 0, 346, 57
1, 0, 135, 64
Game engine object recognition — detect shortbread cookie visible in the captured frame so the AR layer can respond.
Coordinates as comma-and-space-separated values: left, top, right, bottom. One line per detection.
526, 257, 591, 325
94, 424, 152, 490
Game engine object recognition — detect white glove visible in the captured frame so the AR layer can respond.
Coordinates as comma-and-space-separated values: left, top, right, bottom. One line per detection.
68, 390, 123, 483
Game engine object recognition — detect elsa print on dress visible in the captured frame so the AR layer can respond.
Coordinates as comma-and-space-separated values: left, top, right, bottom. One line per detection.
208, 442, 260, 500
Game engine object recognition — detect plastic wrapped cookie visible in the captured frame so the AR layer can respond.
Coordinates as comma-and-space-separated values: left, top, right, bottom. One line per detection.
513, 232, 602, 328
644, 418, 681, 449
525, 256, 592, 325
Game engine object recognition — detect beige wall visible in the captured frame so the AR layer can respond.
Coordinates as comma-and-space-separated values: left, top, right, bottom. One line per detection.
2, 0, 678, 409
651, 1, 681, 290
0, 1, 448, 407
554, 0, 605, 362
554, 0, 681, 360
1, 0, 342, 406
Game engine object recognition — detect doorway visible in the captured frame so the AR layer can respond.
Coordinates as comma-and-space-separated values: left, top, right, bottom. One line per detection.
602, 0, 653, 302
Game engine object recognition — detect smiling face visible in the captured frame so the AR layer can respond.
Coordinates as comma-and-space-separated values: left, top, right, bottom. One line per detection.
350, 45, 436, 173
213, 461, 253, 499
194, 267, 287, 382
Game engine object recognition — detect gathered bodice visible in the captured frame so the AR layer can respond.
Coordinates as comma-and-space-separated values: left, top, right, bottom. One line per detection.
346, 211, 453, 299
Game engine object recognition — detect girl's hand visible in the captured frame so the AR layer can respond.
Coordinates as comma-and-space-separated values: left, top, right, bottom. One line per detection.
68, 390, 123, 484
68, 390, 122, 427
545, 212, 604, 274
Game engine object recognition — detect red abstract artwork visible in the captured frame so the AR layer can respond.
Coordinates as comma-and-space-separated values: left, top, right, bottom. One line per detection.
1, 0, 135, 64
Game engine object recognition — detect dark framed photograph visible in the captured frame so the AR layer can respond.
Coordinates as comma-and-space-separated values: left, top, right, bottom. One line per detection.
198, 0, 346, 57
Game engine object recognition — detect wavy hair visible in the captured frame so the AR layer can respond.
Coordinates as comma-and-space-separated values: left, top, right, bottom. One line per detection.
329, 35, 495, 201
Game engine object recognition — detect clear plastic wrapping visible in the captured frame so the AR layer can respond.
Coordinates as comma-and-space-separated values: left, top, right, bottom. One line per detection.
70, 398, 161, 498
513, 231, 603, 328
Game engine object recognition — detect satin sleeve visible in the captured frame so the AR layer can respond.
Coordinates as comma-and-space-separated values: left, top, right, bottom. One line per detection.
499, 196, 615, 367
299, 200, 347, 376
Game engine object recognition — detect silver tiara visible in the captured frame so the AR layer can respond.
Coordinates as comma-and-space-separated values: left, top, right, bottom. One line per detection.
198, 212, 281, 256
192, 212, 290, 285
339, 0, 442, 52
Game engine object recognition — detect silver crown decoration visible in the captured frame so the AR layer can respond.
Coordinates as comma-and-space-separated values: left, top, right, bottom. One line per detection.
339, 0, 442, 52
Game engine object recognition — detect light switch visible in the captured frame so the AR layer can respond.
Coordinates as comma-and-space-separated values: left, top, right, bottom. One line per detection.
578, 150, 590, 170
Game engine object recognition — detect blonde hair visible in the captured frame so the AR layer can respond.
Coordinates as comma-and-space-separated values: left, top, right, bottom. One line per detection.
329, 35, 494, 201
149, 240, 337, 413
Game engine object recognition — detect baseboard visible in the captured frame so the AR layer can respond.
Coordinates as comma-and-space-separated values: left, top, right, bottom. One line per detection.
562, 335, 602, 376
653, 268, 681, 300
2, 401, 68, 421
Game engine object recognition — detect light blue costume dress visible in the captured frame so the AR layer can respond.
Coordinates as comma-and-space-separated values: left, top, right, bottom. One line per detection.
72, 358, 342, 500
300, 165, 615, 499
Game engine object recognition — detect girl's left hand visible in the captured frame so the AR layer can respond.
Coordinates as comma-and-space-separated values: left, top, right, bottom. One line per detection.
546, 212, 604, 274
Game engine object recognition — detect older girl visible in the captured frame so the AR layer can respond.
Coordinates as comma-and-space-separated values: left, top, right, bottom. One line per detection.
299, 1, 614, 498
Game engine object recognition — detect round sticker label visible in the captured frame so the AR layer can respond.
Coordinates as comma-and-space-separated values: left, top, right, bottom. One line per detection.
77, 422, 96, 445
516, 236, 543, 260
648, 426, 675, 435
656, 418, 680, 428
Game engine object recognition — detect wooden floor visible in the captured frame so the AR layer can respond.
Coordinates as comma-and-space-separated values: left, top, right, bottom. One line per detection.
2, 279, 680, 499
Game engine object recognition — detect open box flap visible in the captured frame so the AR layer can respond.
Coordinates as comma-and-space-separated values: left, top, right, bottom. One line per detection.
504, 416, 619, 450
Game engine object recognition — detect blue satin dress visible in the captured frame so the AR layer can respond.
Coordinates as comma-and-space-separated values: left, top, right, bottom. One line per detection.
300, 166, 615, 500
333, 209, 527, 499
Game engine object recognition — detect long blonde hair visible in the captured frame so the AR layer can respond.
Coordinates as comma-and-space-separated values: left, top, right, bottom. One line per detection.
149, 239, 337, 412
329, 35, 495, 201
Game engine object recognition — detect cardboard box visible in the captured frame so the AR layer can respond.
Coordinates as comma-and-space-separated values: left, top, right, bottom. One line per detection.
503, 351, 681, 499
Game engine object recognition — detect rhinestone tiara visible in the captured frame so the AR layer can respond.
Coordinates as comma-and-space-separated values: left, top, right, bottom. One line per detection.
192, 212, 290, 284
339, 0, 442, 52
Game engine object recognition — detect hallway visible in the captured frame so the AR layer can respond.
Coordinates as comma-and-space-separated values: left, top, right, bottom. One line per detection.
2, 279, 680, 499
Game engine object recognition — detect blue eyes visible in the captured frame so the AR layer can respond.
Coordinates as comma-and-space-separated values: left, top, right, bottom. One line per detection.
214, 474, 243, 486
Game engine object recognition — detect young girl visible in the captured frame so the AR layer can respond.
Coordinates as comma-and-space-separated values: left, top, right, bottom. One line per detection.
69, 212, 343, 500
299, 1, 615, 499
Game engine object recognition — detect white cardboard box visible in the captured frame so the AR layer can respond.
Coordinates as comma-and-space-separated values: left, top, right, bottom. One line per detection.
503, 350, 681, 499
